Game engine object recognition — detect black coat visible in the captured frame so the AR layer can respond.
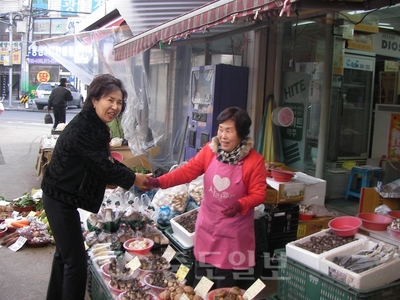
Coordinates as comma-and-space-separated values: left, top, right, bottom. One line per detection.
48, 86, 73, 108
41, 108, 136, 213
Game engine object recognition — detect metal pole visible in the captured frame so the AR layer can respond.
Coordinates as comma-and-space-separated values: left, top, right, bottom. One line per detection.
8, 12, 13, 108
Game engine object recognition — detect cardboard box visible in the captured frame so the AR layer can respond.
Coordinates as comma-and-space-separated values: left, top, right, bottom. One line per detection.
296, 216, 334, 239
320, 240, 400, 290
295, 172, 326, 206
264, 187, 278, 204
121, 154, 152, 173
286, 229, 369, 271
110, 146, 135, 161
266, 178, 305, 203
379, 71, 399, 104
359, 187, 399, 213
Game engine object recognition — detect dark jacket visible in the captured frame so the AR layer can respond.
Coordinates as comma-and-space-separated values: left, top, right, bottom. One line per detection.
41, 109, 136, 212
48, 86, 73, 108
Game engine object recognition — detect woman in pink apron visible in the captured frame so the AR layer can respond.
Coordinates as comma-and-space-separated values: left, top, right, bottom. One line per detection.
147, 107, 267, 288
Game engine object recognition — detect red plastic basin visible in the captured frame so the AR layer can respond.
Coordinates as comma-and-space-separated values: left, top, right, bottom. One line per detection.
328, 216, 362, 237
356, 213, 393, 231
271, 169, 294, 182
388, 210, 400, 219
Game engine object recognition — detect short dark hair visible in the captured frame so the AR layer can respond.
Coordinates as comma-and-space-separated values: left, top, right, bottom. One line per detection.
83, 74, 128, 111
216, 107, 251, 140
59, 78, 68, 85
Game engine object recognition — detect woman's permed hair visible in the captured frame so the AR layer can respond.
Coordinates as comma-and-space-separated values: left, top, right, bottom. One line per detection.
82, 74, 128, 111
216, 107, 251, 140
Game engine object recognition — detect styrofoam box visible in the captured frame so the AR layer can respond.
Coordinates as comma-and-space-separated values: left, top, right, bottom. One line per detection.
295, 172, 327, 206
170, 208, 199, 248
286, 228, 369, 271
319, 240, 400, 290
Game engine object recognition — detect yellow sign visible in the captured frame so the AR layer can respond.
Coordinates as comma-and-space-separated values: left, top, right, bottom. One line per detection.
37, 71, 50, 83
0, 42, 22, 65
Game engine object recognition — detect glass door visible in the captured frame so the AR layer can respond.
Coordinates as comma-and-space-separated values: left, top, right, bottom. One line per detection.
328, 53, 375, 160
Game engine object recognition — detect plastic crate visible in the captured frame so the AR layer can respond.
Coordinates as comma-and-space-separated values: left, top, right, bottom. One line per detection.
277, 251, 400, 300
87, 260, 114, 300
269, 294, 280, 300
264, 203, 299, 238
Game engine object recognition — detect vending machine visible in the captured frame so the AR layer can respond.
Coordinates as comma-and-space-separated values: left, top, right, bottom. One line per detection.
184, 64, 249, 161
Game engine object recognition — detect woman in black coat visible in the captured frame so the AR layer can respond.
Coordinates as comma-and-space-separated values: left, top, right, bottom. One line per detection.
41, 74, 149, 300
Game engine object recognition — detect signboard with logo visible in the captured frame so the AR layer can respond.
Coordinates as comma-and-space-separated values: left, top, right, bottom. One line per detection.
37, 71, 51, 83
0, 42, 22, 65
28, 42, 58, 65
373, 33, 400, 59
61, 0, 78, 16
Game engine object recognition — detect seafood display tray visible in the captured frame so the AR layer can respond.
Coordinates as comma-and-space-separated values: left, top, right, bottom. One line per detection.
277, 251, 400, 300
319, 240, 400, 290
285, 228, 369, 271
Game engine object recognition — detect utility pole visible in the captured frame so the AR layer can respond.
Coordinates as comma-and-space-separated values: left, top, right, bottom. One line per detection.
8, 11, 13, 108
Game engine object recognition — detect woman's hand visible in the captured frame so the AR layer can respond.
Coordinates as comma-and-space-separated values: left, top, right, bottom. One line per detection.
221, 202, 242, 217
134, 173, 150, 191
146, 176, 160, 188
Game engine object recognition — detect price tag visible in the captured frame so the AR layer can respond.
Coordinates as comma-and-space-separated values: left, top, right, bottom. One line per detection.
162, 245, 176, 262
179, 294, 190, 300
125, 256, 141, 272
175, 264, 190, 282
242, 278, 266, 300
8, 236, 27, 252
27, 211, 36, 217
194, 276, 214, 298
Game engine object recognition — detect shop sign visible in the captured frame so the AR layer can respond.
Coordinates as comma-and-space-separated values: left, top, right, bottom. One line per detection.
37, 71, 50, 83
28, 43, 58, 65
0, 42, 22, 65
281, 103, 304, 142
61, 0, 78, 16
343, 55, 374, 72
373, 33, 400, 59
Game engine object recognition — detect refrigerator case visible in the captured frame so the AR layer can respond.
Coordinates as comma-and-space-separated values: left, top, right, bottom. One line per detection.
328, 53, 375, 160
184, 64, 249, 161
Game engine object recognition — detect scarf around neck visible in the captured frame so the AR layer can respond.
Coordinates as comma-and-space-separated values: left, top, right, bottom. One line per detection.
217, 137, 250, 165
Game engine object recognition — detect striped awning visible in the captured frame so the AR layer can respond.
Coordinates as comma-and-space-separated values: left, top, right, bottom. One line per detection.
114, 0, 286, 61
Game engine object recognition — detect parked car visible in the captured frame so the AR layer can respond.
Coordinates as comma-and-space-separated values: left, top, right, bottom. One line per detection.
34, 82, 84, 110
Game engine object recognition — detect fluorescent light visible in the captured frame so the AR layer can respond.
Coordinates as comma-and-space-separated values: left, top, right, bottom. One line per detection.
346, 9, 375, 15
379, 25, 394, 30
293, 21, 316, 27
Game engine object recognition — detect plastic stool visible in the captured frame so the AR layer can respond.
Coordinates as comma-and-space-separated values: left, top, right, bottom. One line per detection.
345, 166, 383, 200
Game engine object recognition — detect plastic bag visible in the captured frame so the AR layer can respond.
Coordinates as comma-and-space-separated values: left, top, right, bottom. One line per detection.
375, 204, 392, 216
151, 184, 189, 213
44, 113, 53, 124
308, 204, 339, 217
189, 175, 204, 205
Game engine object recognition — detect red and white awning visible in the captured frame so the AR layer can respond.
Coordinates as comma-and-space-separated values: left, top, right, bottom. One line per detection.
114, 0, 286, 61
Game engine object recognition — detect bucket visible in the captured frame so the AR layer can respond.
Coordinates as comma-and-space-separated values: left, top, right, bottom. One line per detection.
272, 107, 294, 127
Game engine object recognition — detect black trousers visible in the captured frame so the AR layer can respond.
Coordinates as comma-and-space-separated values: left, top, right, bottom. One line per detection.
193, 260, 254, 290
42, 193, 87, 300
52, 106, 66, 130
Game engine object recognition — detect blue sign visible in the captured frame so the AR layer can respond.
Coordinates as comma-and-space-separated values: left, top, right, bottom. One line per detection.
27, 42, 59, 65
32, 0, 48, 11
92, 0, 104, 12
61, 0, 78, 17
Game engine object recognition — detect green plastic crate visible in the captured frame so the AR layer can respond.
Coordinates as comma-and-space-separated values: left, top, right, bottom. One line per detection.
277, 251, 400, 300
87, 260, 114, 300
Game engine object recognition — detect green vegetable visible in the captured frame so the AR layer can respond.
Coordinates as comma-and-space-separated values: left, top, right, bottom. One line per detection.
132, 166, 151, 174
12, 192, 36, 208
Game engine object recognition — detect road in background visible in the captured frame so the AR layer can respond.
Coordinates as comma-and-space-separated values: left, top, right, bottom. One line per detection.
0, 109, 78, 199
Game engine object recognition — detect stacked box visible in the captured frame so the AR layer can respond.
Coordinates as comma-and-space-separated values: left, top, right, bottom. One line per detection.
277, 251, 400, 300
320, 240, 400, 290
286, 229, 369, 271
170, 208, 199, 248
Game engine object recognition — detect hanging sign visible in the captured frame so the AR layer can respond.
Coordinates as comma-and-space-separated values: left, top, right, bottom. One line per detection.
37, 71, 50, 83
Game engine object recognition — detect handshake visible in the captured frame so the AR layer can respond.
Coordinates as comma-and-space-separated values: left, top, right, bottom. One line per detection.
134, 174, 160, 191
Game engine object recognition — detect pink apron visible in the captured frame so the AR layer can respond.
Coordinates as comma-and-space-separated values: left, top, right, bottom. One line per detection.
194, 156, 255, 269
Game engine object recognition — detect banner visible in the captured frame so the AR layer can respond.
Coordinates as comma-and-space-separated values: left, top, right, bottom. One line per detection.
0, 42, 22, 65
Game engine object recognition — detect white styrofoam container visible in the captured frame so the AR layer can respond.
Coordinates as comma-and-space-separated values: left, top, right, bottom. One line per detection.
295, 172, 327, 206
286, 228, 369, 271
319, 240, 400, 290
170, 208, 199, 248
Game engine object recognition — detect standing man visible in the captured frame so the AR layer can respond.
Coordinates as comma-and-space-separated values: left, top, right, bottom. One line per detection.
47, 78, 73, 130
